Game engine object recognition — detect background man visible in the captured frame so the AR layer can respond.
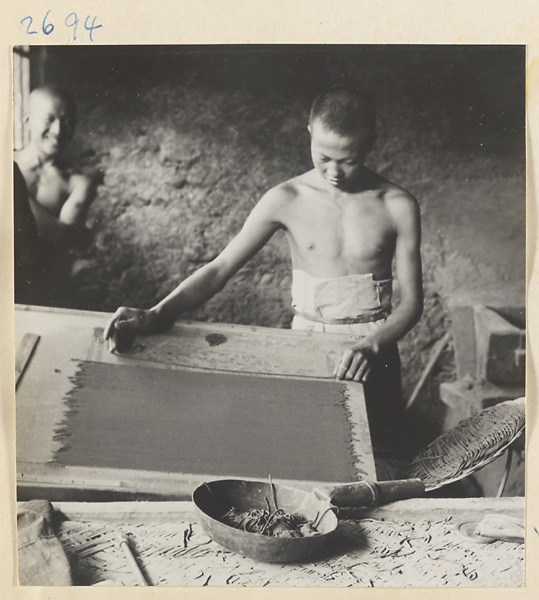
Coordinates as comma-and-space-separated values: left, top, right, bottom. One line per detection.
14, 85, 97, 305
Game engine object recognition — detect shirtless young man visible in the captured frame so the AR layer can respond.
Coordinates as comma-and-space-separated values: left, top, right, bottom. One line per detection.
14, 86, 98, 305
105, 87, 423, 424
14, 86, 96, 249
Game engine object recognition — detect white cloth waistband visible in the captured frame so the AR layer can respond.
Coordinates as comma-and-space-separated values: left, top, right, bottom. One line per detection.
291, 269, 392, 324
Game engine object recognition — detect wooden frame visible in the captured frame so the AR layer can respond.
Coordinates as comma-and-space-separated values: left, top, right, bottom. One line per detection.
16, 305, 376, 500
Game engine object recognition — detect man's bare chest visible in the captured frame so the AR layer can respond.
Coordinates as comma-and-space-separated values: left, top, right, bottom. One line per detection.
26, 166, 70, 214
283, 199, 396, 264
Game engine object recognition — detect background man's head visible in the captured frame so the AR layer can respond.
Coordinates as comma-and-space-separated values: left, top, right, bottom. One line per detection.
27, 86, 77, 159
309, 86, 377, 190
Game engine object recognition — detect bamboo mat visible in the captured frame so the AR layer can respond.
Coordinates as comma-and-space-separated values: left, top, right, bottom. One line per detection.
401, 397, 525, 491
56, 514, 524, 587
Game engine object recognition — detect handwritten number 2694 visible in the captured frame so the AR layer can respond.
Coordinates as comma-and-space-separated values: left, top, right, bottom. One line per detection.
20, 11, 102, 41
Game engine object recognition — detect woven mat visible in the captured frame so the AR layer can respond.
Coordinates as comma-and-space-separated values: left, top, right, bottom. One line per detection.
57, 515, 524, 587
400, 398, 525, 491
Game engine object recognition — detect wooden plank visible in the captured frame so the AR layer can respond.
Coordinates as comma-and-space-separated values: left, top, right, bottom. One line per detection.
17, 461, 354, 502
345, 496, 524, 521
53, 500, 195, 523
50, 496, 525, 524
113, 322, 352, 378
15, 304, 356, 378
14, 333, 39, 388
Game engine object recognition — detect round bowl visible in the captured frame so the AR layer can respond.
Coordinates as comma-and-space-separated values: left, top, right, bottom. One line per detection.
192, 479, 338, 563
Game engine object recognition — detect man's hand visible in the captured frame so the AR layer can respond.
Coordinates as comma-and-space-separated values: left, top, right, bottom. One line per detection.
334, 337, 380, 382
104, 307, 171, 353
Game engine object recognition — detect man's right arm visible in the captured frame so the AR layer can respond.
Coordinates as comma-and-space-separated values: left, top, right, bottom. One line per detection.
104, 187, 287, 347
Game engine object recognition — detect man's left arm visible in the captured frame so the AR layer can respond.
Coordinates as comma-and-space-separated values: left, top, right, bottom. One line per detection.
367, 192, 423, 351
335, 192, 423, 381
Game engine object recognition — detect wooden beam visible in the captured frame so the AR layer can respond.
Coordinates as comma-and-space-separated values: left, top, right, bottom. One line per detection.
50, 496, 525, 524
17, 461, 362, 502
406, 331, 451, 410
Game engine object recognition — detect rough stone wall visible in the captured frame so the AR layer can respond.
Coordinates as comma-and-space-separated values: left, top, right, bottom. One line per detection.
35, 45, 526, 448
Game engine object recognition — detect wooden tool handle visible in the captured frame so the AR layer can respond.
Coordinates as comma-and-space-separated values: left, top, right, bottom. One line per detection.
317, 478, 425, 508
15, 333, 40, 389
374, 478, 425, 505
116, 533, 149, 586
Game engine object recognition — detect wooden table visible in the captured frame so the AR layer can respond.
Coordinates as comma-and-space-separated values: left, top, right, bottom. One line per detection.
48, 497, 525, 587
15, 305, 375, 501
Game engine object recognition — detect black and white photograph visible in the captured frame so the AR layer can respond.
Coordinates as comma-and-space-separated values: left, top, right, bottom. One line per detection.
11, 42, 528, 588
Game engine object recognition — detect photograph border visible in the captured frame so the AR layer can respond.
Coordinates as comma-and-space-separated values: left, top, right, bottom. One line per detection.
1, 1, 538, 598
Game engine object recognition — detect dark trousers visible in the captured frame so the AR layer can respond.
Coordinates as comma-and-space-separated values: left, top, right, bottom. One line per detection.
363, 343, 404, 457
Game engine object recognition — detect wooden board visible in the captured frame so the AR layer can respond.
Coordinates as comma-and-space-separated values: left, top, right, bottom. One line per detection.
15, 305, 376, 500
46, 497, 525, 587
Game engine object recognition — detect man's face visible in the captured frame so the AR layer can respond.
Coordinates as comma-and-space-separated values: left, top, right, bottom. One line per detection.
309, 119, 371, 191
28, 92, 76, 159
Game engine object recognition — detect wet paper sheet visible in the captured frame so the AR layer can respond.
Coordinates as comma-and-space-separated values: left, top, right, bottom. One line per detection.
54, 360, 359, 483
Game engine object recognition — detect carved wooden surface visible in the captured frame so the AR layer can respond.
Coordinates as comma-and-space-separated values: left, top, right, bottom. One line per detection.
52, 498, 525, 587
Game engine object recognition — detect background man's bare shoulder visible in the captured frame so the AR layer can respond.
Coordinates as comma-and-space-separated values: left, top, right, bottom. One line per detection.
13, 148, 32, 171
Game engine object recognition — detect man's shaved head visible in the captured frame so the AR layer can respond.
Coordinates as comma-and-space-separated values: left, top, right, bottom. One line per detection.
27, 85, 77, 158
309, 86, 376, 141
29, 85, 77, 118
